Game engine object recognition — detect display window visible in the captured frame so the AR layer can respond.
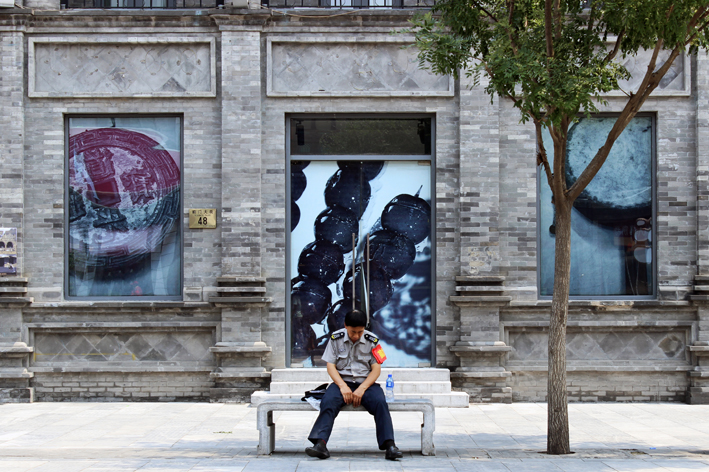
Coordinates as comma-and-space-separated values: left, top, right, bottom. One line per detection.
539, 115, 655, 297
288, 116, 434, 367
65, 116, 182, 299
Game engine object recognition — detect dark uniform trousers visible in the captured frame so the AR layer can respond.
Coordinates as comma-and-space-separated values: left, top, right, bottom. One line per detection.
308, 381, 395, 449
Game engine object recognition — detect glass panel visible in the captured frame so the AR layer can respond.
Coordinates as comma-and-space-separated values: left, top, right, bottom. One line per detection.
67, 117, 181, 298
290, 118, 431, 155
290, 160, 432, 366
540, 116, 653, 296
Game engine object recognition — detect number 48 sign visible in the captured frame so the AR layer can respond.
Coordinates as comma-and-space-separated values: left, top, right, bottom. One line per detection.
189, 209, 217, 229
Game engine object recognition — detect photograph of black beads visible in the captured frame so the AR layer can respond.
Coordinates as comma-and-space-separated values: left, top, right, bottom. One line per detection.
290, 161, 380, 362
290, 160, 432, 366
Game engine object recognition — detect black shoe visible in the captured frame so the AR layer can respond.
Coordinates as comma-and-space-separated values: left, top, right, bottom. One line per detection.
305, 441, 330, 459
385, 445, 403, 460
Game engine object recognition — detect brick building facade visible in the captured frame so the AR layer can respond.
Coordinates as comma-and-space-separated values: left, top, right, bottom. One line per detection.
1, 1, 708, 404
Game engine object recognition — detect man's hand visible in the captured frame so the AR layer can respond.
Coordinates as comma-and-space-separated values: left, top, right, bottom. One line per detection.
352, 385, 367, 408
340, 384, 353, 404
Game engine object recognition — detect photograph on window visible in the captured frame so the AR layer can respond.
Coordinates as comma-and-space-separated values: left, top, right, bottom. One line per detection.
540, 116, 653, 296
290, 160, 432, 367
67, 117, 181, 298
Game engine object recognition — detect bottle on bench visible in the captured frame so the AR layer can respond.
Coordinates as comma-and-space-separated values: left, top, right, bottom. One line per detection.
386, 374, 394, 402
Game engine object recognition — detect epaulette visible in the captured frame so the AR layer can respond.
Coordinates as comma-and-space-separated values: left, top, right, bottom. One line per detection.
331, 332, 345, 340
364, 333, 378, 344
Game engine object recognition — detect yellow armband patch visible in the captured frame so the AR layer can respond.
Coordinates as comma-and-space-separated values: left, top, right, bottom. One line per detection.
372, 344, 387, 364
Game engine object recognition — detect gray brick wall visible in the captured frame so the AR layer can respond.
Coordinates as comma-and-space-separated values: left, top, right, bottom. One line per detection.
0, 32, 24, 273
510, 371, 689, 402
697, 54, 709, 277
33, 372, 212, 402
498, 100, 538, 293
0, 9, 706, 403
458, 74, 501, 276
221, 31, 263, 277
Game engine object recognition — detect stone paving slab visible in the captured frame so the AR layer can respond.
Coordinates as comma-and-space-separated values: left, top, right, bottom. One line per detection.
1, 403, 709, 471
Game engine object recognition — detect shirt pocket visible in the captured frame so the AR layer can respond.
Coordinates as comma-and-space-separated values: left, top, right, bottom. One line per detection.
335, 351, 349, 370
352, 345, 372, 375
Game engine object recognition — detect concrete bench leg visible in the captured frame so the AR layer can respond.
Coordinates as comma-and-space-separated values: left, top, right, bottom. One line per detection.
257, 408, 275, 455
421, 406, 435, 456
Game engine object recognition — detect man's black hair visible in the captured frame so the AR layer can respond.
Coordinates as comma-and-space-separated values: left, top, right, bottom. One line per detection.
344, 309, 367, 328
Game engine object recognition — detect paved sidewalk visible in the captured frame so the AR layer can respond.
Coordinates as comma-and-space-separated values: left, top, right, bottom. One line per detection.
1, 402, 709, 471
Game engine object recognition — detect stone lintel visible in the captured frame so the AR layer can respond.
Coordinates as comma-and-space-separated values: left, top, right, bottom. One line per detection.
209, 297, 272, 306
450, 296, 511, 307
689, 371, 709, 377
210, 367, 271, 379
0, 368, 34, 379
0, 286, 28, 293
30, 366, 213, 373
0, 345, 34, 358
450, 345, 512, 356
210, 342, 272, 356
0, 298, 33, 305
0, 277, 28, 283
507, 365, 690, 372
688, 345, 709, 356
510, 300, 694, 309
450, 371, 511, 379
217, 276, 267, 283
27, 302, 211, 309
455, 276, 506, 283
455, 286, 505, 292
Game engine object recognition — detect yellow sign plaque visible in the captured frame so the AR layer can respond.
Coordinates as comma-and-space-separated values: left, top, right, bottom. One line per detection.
189, 209, 217, 229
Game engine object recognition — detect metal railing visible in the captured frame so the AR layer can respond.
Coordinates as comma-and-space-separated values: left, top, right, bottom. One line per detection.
59, 0, 436, 10
60, 0, 223, 8
263, 0, 436, 8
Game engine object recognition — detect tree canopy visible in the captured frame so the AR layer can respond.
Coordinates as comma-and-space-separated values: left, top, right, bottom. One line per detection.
407, 0, 709, 455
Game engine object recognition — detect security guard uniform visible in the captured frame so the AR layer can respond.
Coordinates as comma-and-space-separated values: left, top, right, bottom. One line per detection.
307, 327, 395, 449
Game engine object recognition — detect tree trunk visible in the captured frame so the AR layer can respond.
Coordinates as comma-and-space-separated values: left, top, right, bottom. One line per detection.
547, 198, 572, 454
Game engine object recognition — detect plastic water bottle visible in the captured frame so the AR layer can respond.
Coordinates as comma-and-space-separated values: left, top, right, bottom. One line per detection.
385, 374, 394, 402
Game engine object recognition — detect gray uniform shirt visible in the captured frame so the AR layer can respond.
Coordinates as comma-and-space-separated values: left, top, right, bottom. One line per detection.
321, 328, 380, 383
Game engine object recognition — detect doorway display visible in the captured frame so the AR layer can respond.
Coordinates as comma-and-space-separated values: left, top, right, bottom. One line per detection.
290, 160, 432, 367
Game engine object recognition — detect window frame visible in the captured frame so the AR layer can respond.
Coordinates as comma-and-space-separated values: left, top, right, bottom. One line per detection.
536, 112, 657, 300
64, 114, 184, 301
285, 113, 437, 367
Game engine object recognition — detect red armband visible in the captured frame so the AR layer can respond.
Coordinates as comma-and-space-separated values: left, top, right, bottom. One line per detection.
372, 344, 387, 364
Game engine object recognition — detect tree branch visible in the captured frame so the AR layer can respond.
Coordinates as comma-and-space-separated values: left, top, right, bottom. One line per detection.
480, 62, 525, 108
553, 0, 562, 39
603, 29, 625, 64
684, 7, 709, 46
535, 120, 554, 189
550, 123, 565, 197
586, 0, 596, 37
545, 0, 554, 59
469, 0, 499, 23
567, 41, 681, 203
507, 0, 518, 54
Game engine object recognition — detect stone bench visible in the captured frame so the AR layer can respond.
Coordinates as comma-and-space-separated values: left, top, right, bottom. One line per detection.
256, 398, 435, 456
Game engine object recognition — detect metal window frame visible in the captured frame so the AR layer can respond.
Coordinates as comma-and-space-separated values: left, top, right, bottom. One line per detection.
535, 112, 658, 300
285, 113, 437, 367
63, 114, 185, 301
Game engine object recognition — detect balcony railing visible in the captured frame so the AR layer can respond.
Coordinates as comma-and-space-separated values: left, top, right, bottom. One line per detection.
60, 0, 223, 8
263, 0, 436, 8
59, 0, 435, 9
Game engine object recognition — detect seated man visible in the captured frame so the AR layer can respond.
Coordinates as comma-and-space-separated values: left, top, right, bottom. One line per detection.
305, 309, 403, 461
